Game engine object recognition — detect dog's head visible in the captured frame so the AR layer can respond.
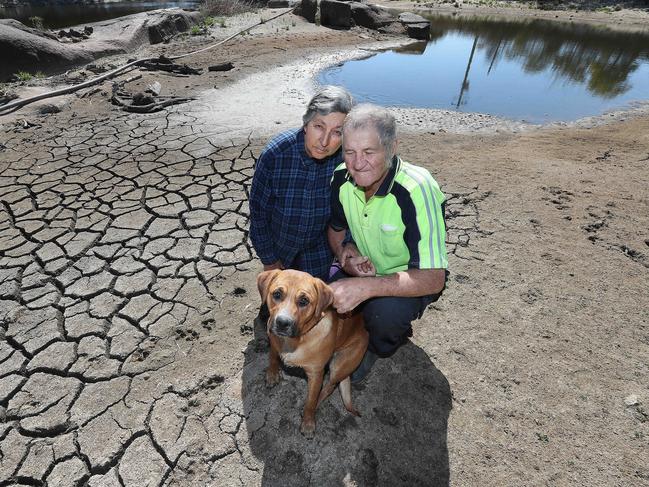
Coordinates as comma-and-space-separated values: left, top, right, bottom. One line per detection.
257, 269, 334, 338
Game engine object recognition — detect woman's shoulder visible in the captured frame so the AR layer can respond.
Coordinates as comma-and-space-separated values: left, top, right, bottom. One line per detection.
263, 128, 302, 156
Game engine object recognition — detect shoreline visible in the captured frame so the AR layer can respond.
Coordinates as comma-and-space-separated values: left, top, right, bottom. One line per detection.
382, 0, 649, 33
2, 5, 649, 136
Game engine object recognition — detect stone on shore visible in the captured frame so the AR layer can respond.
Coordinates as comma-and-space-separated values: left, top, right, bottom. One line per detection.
398, 12, 431, 40
0, 9, 201, 81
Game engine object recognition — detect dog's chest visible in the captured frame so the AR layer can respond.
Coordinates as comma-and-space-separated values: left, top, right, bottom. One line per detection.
280, 314, 334, 367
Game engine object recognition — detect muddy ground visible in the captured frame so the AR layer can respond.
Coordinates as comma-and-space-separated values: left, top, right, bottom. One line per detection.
0, 3, 648, 486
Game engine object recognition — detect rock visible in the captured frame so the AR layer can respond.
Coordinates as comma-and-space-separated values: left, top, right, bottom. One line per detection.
132, 92, 156, 106
147, 10, 199, 44
208, 62, 234, 72
378, 21, 408, 36
267, 0, 300, 7
321, 0, 354, 29
351, 2, 395, 30
398, 12, 431, 40
0, 9, 200, 80
300, 0, 318, 23
624, 394, 639, 407
0, 89, 18, 104
38, 103, 62, 114
0, 19, 94, 81
68, 28, 85, 39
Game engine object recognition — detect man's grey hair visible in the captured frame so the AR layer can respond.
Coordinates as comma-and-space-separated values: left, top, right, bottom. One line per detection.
302, 86, 354, 126
343, 104, 398, 168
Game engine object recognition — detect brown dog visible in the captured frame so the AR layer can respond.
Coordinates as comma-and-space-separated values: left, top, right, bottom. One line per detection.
257, 269, 368, 437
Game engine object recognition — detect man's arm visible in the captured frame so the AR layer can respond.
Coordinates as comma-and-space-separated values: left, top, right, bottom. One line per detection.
328, 226, 375, 277
330, 268, 446, 314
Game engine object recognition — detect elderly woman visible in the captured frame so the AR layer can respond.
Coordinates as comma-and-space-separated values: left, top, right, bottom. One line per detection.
249, 85, 354, 281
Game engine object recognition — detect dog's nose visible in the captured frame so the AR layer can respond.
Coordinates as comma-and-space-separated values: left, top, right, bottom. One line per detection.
273, 315, 297, 337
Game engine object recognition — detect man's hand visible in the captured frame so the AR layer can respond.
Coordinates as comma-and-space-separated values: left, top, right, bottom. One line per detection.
329, 278, 369, 314
263, 260, 284, 271
338, 243, 376, 277
343, 256, 376, 277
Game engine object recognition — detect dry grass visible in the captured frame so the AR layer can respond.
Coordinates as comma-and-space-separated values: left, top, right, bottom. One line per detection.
200, 0, 257, 17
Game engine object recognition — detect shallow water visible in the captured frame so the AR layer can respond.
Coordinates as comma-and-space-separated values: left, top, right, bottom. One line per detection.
0, 0, 200, 28
319, 14, 649, 123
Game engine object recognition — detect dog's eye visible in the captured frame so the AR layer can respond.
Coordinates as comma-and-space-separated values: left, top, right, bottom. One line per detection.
272, 289, 282, 301
297, 296, 310, 308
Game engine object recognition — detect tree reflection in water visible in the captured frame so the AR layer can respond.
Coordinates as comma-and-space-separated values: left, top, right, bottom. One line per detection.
428, 14, 649, 99
321, 14, 649, 122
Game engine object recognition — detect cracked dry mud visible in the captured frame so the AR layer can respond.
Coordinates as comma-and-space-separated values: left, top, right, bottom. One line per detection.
0, 106, 483, 486
0, 109, 261, 486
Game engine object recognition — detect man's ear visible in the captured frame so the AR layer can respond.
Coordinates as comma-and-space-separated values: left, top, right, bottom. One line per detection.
257, 270, 281, 302
315, 279, 334, 318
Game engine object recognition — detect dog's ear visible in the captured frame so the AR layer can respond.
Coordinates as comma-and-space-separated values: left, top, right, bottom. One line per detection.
315, 279, 334, 318
257, 270, 281, 302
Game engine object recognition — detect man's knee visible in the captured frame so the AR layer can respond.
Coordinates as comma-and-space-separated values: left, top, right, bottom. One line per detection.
362, 296, 425, 357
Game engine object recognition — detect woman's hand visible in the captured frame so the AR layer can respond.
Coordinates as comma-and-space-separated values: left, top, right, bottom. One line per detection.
263, 260, 284, 271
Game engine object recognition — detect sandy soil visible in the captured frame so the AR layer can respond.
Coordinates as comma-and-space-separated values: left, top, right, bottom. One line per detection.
1, 3, 648, 486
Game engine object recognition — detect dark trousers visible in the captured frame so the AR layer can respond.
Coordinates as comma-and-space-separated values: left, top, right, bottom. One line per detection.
328, 269, 440, 358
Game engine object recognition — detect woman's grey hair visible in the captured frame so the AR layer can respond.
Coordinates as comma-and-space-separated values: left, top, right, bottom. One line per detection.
302, 86, 354, 126
343, 104, 397, 168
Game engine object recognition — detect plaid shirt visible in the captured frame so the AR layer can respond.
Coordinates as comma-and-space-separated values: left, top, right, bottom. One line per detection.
249, 128, 342, 281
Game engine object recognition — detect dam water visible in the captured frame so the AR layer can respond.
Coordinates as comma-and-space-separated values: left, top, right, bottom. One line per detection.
319, 14, 649, 123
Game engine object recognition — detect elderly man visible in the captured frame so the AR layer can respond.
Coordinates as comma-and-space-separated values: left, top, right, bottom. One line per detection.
328, 104, 448, 382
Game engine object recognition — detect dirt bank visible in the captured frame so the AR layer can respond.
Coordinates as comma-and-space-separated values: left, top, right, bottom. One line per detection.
382, 0, 649, 33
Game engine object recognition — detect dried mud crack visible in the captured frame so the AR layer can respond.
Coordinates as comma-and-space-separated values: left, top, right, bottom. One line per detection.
0, 107, 483, 485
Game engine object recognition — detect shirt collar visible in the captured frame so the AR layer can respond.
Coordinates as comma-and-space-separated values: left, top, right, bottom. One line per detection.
374, 156, 400, 196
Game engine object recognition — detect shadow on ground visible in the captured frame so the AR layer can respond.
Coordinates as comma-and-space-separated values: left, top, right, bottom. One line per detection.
240, 337, 452, 487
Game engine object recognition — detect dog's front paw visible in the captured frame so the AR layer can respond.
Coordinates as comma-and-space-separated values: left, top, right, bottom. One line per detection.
300, 418, 316, 438
265, 368, 281, 388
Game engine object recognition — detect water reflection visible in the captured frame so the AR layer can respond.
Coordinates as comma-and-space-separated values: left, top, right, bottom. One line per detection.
319, 14, 649, 122
432, 15, 649, 99
0, 0, 201, 29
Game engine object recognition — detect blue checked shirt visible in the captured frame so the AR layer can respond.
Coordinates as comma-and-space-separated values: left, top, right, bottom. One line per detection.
249, 128, 342, 281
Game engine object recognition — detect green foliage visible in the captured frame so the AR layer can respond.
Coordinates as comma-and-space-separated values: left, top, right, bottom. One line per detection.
29, 16, 45, 30
203, 16, 226, 28
15, 71, 33, 81
190, 25, 203, 35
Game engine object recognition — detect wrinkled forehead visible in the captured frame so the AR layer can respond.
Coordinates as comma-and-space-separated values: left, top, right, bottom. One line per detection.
342, 125, 381, 149
343, 122, 380, 137
271, 272, 318, 298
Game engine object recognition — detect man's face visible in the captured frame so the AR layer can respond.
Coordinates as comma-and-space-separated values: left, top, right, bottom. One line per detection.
303, 112, 346, 160
343, 126, 392, 196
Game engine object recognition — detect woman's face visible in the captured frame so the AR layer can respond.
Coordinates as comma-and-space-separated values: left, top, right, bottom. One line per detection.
303, 112, 347, 160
